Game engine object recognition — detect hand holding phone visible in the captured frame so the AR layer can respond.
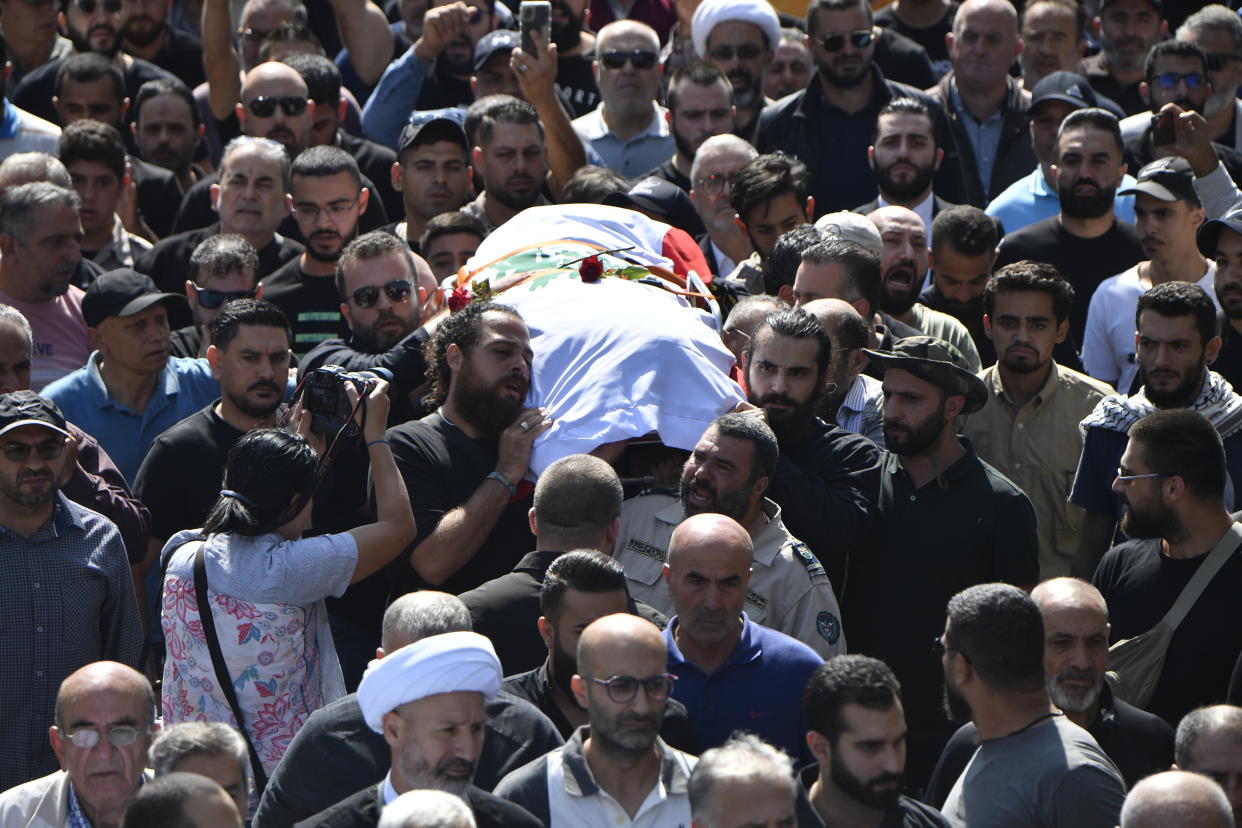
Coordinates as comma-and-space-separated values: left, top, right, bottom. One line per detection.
520, 0, 551, 56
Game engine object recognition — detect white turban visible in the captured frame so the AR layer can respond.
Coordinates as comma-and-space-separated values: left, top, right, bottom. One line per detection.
357, 632, 502, 732
691, 0, 782, 60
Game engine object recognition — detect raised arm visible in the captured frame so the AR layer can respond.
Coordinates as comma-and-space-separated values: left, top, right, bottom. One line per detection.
329, 0, 396, 88
203, 0, 242, 121
510, 31, 586, 199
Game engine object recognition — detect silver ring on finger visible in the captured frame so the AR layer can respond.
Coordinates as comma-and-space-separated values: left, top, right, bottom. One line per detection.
519, 421, 530, 431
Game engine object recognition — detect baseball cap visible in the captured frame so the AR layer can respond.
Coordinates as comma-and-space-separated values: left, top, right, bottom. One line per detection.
862, 336, 989, 414
1030, 71, 1102, 112
0, 391, 70, 439
82, 268, 185, 328
1119, 156, 1199, 204
398, 108, 469, 158
603, 177, 705, 237
814, 212, 882, 259
474, 29, 519, 74
1197, 210, 1242, 256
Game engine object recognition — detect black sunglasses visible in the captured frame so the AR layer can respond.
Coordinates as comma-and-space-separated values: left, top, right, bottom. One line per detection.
600, 49, 658, 70
193, 284, 255, 310
351, 279, 413, 309
71, 0, 121, 13
819, 28, 876, 52
246, 95, 308, 118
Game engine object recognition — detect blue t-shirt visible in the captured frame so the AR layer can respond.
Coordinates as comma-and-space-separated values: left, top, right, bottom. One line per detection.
665, 613, 822, 766
986, 168, 1137, 235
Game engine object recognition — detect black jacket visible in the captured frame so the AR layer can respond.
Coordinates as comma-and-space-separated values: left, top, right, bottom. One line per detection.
297, 782, 542, 828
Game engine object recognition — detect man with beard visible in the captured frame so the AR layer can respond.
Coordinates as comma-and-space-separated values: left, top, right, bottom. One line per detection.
1084, 0, 1166, 117
924, 578, 1174, 807
169, 235, 260, 359
1070, 282, 1242, 579
462, 97, 548, 233
253, 592, 563, 826
987, 72, 1137, 235
802, 655, 950, 828
994, 107, 1145, 346
388, 301, 549, 596
1092, 409, 1242, 726
926, 0, 1033, 207
646, 61, 734, 194
495, 613, 698, 825
689, 134, 757, 279
130, 78, 207, 193
961, 263, 1111, 579
1199, 212, 1242, 391
758, 0, 962, 214
306, 630, 543, 828
937, 583, 1126, 827
854, 98, 957, 236
1020, 0, 1086, 92
1176, 7, 1242, 155
919, 205, 996, 358
389, 113, 472, 253
802, 298, 886, 446
614, 412, 847, 658
740, 307, 882, 593
262, 146, 372, 357
690, 0, 781, 142
766, 28, 813, 101
119, 0, 205, 88
845, 336, 1038, 789
500, 550, 697, 748
545, 0, 599, 118
133, 299, 290, 571
1084, 157, 1213, 394
875, 0, 957, 80
0, 182, 92, 391
869, 205, 983, 367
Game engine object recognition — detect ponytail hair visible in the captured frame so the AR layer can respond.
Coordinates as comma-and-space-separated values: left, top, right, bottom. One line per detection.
202, 429, 318, 537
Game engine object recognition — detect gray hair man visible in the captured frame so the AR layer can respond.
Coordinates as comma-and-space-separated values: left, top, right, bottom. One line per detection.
1121, 770, 1234, 828
1175, 705, 1242, 826
687, 732, 797, 828
150, 722, 250, 818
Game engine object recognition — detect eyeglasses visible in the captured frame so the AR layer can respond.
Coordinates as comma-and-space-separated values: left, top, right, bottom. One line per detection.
293, 198, 359, 223
694, 172, 731, 194
707, 43, 765, 62
1115, 468, 1168, 484
819, 28, 876, 52
350, 279, 413, 309
599, 49, 659, 70
192, 284, 255, 310
59, 725, 142, 749
2, 437, 68, 463
71, 0, 121, 13
586, 673, 677, 704
245, 95, 308, 118
1206, 53, 1242, 72
1152, 71, 1207, 90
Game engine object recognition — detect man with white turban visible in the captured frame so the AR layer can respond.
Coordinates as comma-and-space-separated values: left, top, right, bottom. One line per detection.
297, 631, 543, 828
692, 0, 782, 139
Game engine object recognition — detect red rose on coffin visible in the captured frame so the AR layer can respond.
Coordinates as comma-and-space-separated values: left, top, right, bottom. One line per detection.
579, 255, 604, 283
448, 286, 472, 312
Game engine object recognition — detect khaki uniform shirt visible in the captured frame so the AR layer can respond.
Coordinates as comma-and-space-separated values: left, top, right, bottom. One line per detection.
961, 362, 1113, 579
614, 493, 846, 658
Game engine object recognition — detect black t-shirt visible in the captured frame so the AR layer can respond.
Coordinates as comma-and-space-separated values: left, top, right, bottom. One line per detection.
379, 220, 420, 253
135, 223, 303, 292
133, 402, 243, 542
1093, 535, 1242, 725
1215, 310, 1242, 393
386, 409, 536, 596
875, 2, 958, 80
646, 158, 692, 194
873, 27, 939, 91
261, 257, 350, 358
140, 25, 206, 89
13, 54, 173, 126
556, 54, 600, 118
129, 156, 185, 239
336, 129, 401, 220
1083, 54, 1147, 118
994, 216, 1144, 346
169, 326, 202, 359
417, 62, 474, 110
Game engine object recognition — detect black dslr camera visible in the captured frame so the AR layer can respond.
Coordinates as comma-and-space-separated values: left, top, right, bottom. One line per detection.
302, 365, 393, 436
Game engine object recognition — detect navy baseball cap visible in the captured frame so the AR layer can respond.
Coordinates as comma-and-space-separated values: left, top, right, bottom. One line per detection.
473, 29, 519, 74
398, 108, 469, 158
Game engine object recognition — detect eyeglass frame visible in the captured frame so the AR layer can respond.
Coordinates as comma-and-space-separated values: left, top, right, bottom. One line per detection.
245, 95, 309, 119
191, 283, 256, 310
349, 279, 414, 309
1, 435, 70, 463
1115, 468, 1170, 484
598, 49, 659, 70
292, 197, 360, 223
693, 172, 731, 194
817, 28, 877, 53
583, 672, 677, 704
55, 724, 145, 749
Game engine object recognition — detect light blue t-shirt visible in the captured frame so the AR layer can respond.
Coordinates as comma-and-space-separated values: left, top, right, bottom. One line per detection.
986, 167, 1137, 235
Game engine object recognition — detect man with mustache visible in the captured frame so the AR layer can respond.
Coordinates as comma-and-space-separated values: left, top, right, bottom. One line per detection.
462, 97, 548, 232
994, 107, 1144, 345
690, 0, 780, 142
1020, 0, 1086, 92
614, 411, 848, 659
168, 235, 262, 360
1070, 282, 1242, 580
1175, 6, 1242, 155
1084, 157, 1212, 394
262, 146, 371, 358
119, 0, 205, 89
1198, 212, 1242, 394
646, 60, 734, 194
961, 262, 1112, 579
495, 613, 697, 825
1083, 0, 1166, 117
855, 98, 957, 236
925, 577, 1174, 808
133, 299, 290, 574
388, 113, 471, 253
919, 205, 997, 357
689, 134, 757, 279
803, 655, 950, 828
130, 78, 207, 193
388, 301, 550, 596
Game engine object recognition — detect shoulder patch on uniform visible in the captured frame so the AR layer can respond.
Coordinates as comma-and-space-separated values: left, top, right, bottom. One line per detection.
793, 542, 827, 579
625, 538, 667, 562
817, 611, 841, 644
745, 589, 768, 611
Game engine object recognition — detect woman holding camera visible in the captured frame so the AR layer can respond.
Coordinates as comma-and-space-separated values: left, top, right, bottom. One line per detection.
158, 380, 416, 783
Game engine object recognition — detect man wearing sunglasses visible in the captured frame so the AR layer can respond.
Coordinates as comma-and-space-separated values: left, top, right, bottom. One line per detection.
495, 613, 697, 826
170, 235, 261, 359
690, 0, 780, 142
1177, 6, 1242, 156
0, 392, 142, 796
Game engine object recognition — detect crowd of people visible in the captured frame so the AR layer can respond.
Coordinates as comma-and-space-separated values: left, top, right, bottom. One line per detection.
0, 0, 1240, 824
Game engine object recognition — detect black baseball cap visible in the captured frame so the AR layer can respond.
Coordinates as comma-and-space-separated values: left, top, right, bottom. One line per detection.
474, 29, 519, 74
398, 108, 468, 159
82, 268, 184, 328
1030, 71, 1102, 113
603, 177, 704, 237
1119, 156, 1199, 204
0, 391, 70, 439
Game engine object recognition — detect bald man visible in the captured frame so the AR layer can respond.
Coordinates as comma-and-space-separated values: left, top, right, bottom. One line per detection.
925, 577, 1174, 806
802, 297, 885, 445
0, 662, 156, 827
927, 0, 1036, 205
659, 513, 823, 764
495, 614, 697, 825
1121, 771, 1234, 828
1175, 705, 1242, 826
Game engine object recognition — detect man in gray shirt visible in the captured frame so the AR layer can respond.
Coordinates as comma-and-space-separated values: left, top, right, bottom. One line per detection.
939, 583, 1126, 827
